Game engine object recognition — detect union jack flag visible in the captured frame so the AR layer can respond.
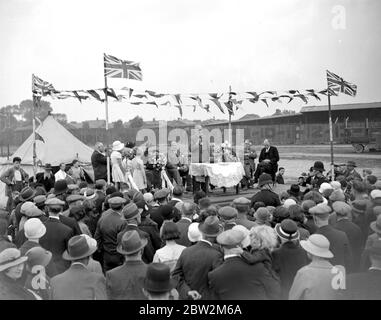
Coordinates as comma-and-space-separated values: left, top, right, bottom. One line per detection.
32, 74, 56, 96
326, 70, 357, 96
104, 53, 142, 80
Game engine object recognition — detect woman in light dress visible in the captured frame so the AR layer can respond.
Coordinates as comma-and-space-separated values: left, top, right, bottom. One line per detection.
131, 147, 147, 192
110, 140, 126, 190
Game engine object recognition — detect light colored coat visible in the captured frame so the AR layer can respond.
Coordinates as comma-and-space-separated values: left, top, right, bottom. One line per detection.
289, 259, 338, 300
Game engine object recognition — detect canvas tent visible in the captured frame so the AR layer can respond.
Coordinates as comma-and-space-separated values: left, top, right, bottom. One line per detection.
0, 115, 94, 205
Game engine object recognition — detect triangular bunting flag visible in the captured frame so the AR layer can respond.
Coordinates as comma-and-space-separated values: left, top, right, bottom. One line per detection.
35, 132, 45, 143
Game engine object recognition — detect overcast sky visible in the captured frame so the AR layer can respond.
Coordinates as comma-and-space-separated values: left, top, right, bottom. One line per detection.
0, 0, 380, 123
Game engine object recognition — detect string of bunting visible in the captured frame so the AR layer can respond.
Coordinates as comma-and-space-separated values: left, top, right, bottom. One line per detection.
32, 74, 335, 117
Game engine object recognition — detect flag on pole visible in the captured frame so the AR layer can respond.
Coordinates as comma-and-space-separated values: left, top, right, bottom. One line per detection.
32, 74, 56, 96
35, 132, 45, 143
104, 53, 142, 80
326, 70, 357, 96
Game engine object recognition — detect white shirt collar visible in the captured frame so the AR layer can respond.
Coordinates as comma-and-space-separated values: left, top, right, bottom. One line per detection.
200, 239, 213, 247
72, 262, 87, 268
49, 215, 60, 220
181, 217, 192, 223
369, 267, 381, 271
224, 254, 241, 260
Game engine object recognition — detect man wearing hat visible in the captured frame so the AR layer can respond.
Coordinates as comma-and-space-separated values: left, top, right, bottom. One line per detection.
289, 234, 338, 300
309, 161, 329, 190
62, 194, 84, 217
94, 179, 107, 214
343, 160, 362, 182
272, 219, 309, 299
19, 218, 46, 255
149, 188, 170, 229
287, 184, 302, 201
12, 186, 36, 233
333, 201, 363, 272
50, 235, 107, 300
168, 185, 184, 207
310, 204, 353, 270
251, 173, 281, 208
351, 199, 371, 243
218, 206, 238, 230
94, 196, 127, 272
175, 202, 196, 247
143, 263, 177, 300
208, 229, 280, 300
344, 239, 381, 299
117, 203, 155, 264
40, 198, 74, 276
36, 163, 55, 193
232, 197, 256, 230
53, 180, 69, 209
173, 216, 223, 300
106, 230, 148, 300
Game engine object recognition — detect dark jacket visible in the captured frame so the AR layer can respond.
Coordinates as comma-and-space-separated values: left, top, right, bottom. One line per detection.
334, 218, 364, 272
272, 241, 309, 299
275, 174, 284, 184
251, 189, 281, 208
91, 150, 108, 181
0, 167, 29, 196
343, 269, 381, 300
40, 217, 74, 276
176, 218, 192, 247
0, 236, 16, 253
172, 240, 223, 300
0, 273, 36, 300
117, 224, 155, 264
208, 255, 280, 300
258, 146, 279, 165
106, 261, 147, 300
59, 215, 82, 236
35, 172, 55, 193
139, 217, 162, 251
148, 206, 164, 229
315, 225, 353, 270
19, 240, 41, 256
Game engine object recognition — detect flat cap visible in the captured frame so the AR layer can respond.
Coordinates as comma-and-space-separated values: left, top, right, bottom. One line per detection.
217, 229, 245, 247
371, 189, 381, 200
33, 195, 47, 205
108, 196, 127, 206
68, 184, 80, 191
232, 197, 251, 206
218, 206, 238, 220
154, 188, 170, 200
332, 201, 351, 216
95, 179, 107, 188
45, 198, 65, 206
309, 203, 332, 216
66, 194, 84, 204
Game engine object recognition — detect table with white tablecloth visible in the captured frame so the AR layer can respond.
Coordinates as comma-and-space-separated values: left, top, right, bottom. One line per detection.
189, 162, 245, 194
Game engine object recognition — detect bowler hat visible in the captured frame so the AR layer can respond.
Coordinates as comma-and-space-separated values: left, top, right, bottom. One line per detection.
143, 263, 176, 293
216, 229, 245, 248
62, 235, 97, 261
122, 203, 142, 221
370, 215, 381, 234
19, 187, 36, 202
53, 180, 68, 195
275, 219, 299, 241
287, 184, 301, 198
0, 248, 28, 272
300, 234, 333, 258
258, 173, 273, 187
117, 230, 147, 255
198, 216, 223, 237
313, 161, 325, 172
346, 160, 357, 167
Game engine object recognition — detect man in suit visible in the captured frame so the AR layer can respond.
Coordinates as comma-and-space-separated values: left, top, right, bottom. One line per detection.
310, 204, 353, 270
50, 235, 107, 300
172, 216, 223, 300
254, 139, 279, 183
117, 203, 155, 264
218, 206, 238, 231
40, 198, 74, 276
94, 179, 107, 214
332, 201, 364, 272
343, 160, 362, 182
168, 185, 184, 207
35, 163, 55, 193
94, 196, 127, 272
176, 202, 196, 247
344, 239, 381, 299
208, 229, 280, 300
91, 142, 108, 182
272, 219, 309, 299
106, 230, 148, 299
149, 189, 170, 229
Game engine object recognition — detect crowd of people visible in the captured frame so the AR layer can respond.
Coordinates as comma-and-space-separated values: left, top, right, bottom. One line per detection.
0, 136, 381, 300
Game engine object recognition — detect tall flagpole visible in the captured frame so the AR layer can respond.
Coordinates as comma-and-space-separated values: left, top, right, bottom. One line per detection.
327, 88, 335, 180
104, 67, 111, 185
228, 85, 232, 145
32, 74, 37, 182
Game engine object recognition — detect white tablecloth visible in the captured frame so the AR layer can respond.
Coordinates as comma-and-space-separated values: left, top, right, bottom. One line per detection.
189, 162, 245, 188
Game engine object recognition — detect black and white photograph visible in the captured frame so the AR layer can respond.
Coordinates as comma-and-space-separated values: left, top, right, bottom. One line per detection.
0, 0, 381, 305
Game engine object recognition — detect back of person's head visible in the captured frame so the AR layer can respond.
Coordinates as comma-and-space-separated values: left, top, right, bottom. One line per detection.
303, 191, 324, 204
194, 191, 206, 205
106, 186, 117, 196
161, 221, 180, 241
352, 180, 367, 194
249, 225, 278, 251
280, 191, 289, 202
182, 202, 195, 217
272, 206, 290, 224
366, 175, 377, 185
301, 200, 316, 214
288, 204, 304, 224
253, 202, 266, 212
198, 197, 211, 210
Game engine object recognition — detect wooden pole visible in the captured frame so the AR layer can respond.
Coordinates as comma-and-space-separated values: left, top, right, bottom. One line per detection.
104, 74, 111, 185
228, 85, 232, 145
327, 90, 335, 180
32, 74, 37, 182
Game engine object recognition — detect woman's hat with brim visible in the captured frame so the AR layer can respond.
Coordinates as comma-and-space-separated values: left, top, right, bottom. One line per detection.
117, 230, 148, 255
0, 248, 28, 272
112, 140, 125, 151
300, 234, 333, 259
62, 235, 97, 261
19, 187, 36, 202
143, 263, 176, 293
198, 216, 223, 237
275, 219, 299, 241
187, 222, 202, 242
25, 247, 52, 268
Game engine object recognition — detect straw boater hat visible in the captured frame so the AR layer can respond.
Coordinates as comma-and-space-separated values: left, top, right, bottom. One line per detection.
0, 248, 28, 272
112, 140, 125, 152
300, 234, 333, 259
62, 235, 97, 261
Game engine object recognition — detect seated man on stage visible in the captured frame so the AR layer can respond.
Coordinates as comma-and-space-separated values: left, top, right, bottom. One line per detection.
254, 139, 279, 184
